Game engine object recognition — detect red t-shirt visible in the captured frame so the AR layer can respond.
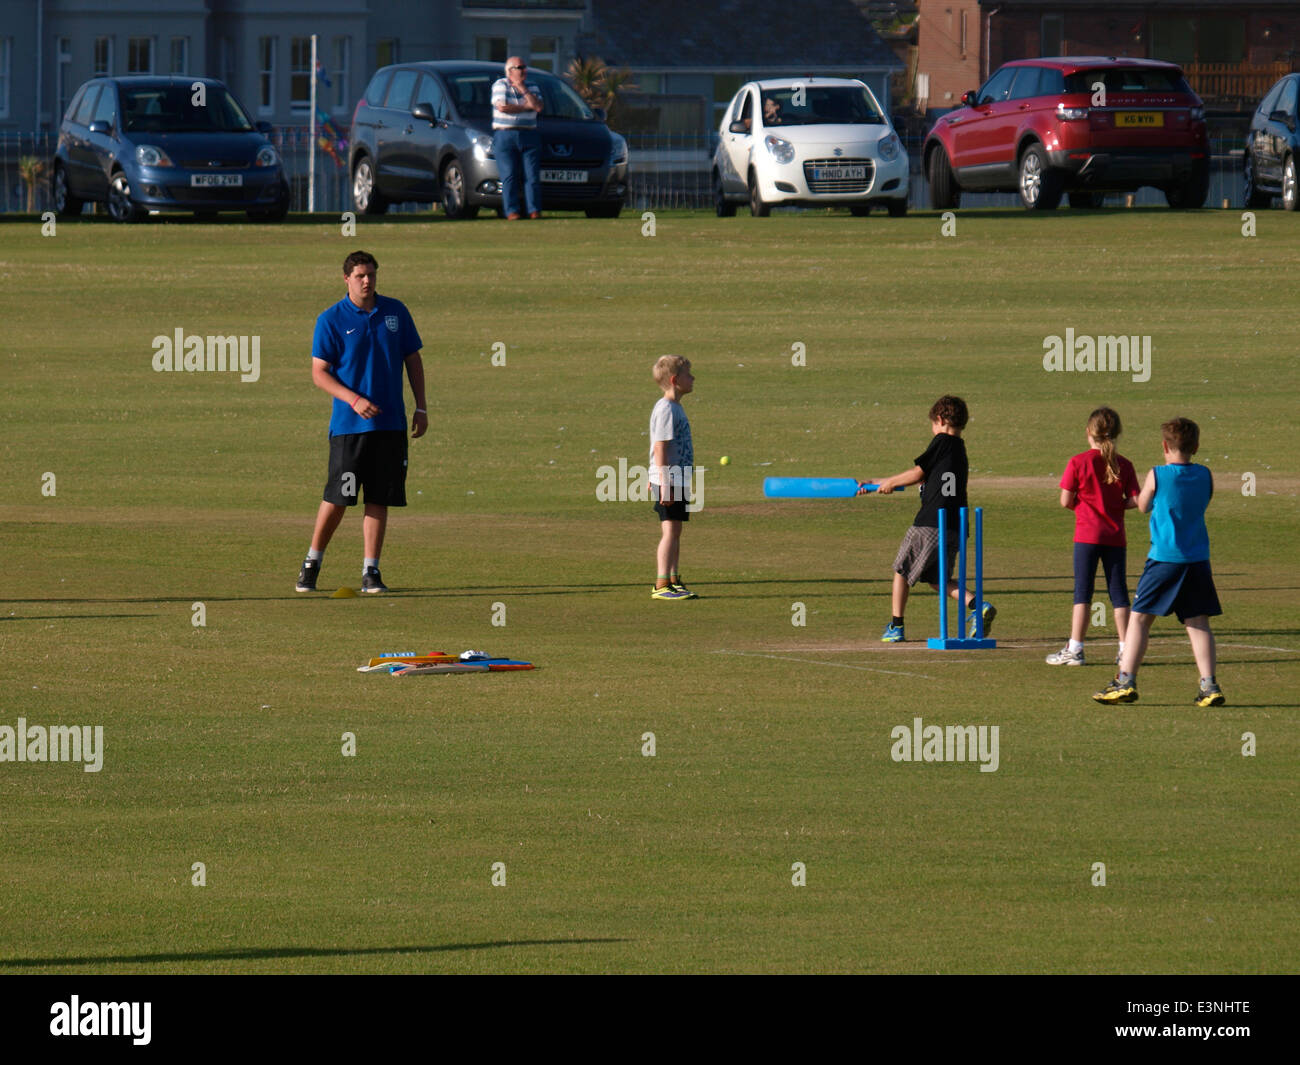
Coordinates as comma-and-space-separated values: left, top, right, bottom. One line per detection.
1060, 449, 1139, 546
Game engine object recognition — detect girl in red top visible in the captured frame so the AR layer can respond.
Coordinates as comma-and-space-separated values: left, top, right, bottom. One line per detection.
1047, 407, 1140, 666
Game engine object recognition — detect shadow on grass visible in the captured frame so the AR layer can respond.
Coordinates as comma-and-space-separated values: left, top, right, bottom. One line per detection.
0, 937, 629, 968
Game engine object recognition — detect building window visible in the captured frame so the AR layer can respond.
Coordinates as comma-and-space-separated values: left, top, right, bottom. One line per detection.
1041, 15, 1064, 56
170, 37, 188, 75
638, 73, 661, 94
57, 37, 73, 119
376, 39, 398, 68
93, 36, 112, 76
476, 37, 507, 64
1197, 16, 1246, 65
290, 37, 312, 111
529, 36, 558, 73
333, 37, 350, 110
128, 37, 153, 74
1150, 17, 1195, 65
259, 37, 275, 113
0, 38, 10, 119
960, 11, 968, 57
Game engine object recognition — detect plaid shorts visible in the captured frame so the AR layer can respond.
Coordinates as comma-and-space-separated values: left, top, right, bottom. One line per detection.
893, 524, 959, 587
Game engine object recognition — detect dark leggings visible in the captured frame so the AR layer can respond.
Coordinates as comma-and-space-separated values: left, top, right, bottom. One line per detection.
1073, 542, 1129, 606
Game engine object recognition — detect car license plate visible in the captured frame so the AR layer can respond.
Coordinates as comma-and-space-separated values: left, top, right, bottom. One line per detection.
1115, 112, 1163, 128
811, 165, 866, 181
541, 169, 587, 183
190, 174, 243, 187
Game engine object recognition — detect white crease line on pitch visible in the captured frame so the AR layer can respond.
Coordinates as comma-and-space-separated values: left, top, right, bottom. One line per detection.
712, 650, 936, 680
1220, 643, 1300, 654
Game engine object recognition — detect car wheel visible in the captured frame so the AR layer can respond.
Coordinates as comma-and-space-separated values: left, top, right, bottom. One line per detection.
927, 146, 959, 210
713, 171, 736, 217
352, 156, 388, 215
1283, 155, 1299, 212
748, 170, 770, 217
1068, 192, 1104, 209
1165, 161, 1209, 209
107, 171, 145, 222
1243, 149, 1270, 209
584, 204, 622, 218
849, 205, 871, 217
440, 158, 479, 220
886, 198, 908, 218
51, 165, 83, 217
1018, 144, 1062, 210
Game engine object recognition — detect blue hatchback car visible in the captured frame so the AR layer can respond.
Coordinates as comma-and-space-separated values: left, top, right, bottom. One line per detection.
52, 76, 290, 222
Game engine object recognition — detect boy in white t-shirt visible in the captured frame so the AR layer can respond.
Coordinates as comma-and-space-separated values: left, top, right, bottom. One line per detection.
648, 355, 696, 600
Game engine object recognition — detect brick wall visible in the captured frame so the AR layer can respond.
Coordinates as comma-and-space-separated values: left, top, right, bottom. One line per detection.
916, 0, 984, 109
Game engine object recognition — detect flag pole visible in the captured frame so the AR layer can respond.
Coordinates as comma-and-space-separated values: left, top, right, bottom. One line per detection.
308, 34, 318, 213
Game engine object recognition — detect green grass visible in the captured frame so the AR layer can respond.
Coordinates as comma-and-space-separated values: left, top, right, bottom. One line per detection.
1, 208, 1297, 973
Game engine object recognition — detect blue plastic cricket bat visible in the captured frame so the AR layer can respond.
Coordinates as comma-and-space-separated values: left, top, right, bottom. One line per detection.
763, 477, 884, 498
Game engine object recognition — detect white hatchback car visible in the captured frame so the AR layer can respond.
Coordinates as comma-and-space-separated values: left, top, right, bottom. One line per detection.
712, 77, 909, 216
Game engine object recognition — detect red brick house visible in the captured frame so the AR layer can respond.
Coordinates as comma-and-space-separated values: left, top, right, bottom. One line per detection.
917, 1, 1300, 112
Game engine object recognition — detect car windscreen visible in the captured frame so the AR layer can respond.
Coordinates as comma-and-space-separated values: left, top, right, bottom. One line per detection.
1065, 69, 1192, 94
121, 85, 255, 133
759, 86, 885, 126
444, 71, 595, 121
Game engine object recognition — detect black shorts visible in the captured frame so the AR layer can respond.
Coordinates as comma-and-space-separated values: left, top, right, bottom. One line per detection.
652, 499, 690, 522
323, 430, 408, 507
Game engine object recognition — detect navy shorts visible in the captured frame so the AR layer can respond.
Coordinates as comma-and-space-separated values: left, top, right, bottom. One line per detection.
1131, 558, 1222, 622
1073, 542, 1129, 607
323, 430, 408, 507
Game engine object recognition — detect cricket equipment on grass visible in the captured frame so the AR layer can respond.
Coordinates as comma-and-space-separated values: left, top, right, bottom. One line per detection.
393, 658, 534, 676
763, 477, 888, 498
928, 506, 995, 650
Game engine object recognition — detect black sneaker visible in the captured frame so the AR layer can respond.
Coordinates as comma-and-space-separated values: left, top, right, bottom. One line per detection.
296, 558, 320, 592
361, 567, 388, 594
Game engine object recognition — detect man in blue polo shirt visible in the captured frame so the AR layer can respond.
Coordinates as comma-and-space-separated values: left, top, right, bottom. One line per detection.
296, 250, 427, 594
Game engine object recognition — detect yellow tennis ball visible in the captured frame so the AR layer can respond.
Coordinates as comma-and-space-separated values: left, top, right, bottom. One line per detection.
720, 456, 730, 466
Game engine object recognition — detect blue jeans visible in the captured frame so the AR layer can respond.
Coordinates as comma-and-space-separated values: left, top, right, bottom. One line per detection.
494, 127, 541, 216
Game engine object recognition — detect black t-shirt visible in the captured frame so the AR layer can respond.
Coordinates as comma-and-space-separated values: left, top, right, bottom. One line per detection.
913, 433, 968, 529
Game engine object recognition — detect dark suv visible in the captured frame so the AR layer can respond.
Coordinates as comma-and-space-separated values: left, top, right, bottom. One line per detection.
924, 57, 1209, 210
51, 76, 289, 222
348, 61, 628, 219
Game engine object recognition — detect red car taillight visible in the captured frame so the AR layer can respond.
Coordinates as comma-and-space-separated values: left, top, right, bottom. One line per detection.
1056, 103, 1089, 121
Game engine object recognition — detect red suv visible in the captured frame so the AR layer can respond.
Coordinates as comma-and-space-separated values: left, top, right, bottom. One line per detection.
924, 57, 1209, 210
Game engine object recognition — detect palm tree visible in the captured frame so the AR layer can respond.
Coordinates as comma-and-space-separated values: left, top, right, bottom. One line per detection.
565, 56, 637, 125
19, 156, 47, 213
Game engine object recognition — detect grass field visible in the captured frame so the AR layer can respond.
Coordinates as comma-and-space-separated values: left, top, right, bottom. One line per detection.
1, 207, 1297, 974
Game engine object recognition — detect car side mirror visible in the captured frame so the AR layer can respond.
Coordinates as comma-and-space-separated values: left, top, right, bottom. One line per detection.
255, 120, 273, 134
88, 119, 112, 135
961, 90, 978, 106
1269, 109, 1296, 131
728, 120, 749, 134
592, 107, 607, 122
412, 101, 435, 123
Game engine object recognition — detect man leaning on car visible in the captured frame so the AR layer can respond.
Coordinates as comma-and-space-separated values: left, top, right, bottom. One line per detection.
491, 57, 544, 219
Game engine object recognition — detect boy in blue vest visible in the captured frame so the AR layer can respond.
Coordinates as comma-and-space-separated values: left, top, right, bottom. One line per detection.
1093, 417, 1224, 706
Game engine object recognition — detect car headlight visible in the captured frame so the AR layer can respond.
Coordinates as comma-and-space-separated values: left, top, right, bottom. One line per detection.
255, 145, 280, 167
471, 131, 495, 162
764, 134, 795, 165
608, 132, 628, 166
878, 132, 901, 161
135, 145, 174, 168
